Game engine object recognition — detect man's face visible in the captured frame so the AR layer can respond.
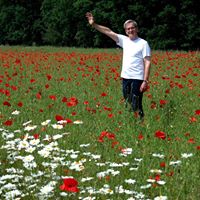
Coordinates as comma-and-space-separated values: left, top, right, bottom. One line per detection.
125, 22, 138, 39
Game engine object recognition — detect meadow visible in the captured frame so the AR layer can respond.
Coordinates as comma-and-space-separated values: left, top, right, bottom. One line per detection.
0, 46, 199, 200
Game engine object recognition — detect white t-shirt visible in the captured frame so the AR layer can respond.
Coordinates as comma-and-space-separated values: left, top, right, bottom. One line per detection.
117, 34, 151, 80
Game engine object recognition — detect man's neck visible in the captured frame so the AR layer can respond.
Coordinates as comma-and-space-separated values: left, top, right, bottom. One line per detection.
129, 35, 138, 40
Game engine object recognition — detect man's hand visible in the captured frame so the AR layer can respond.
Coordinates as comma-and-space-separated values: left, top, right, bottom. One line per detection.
140, 81, 148, 92
85, 12, 118, 42
86, 12, 94, 25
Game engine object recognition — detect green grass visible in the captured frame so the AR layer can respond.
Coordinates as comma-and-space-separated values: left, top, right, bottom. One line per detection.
0, 46, 200, 200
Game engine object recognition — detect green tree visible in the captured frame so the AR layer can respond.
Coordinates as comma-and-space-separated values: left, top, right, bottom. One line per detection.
41, 0, 78, 46
0, 0, 199, 49
0, 0, 43, 45
0, 5, 29, 44
178, 0, 200, 50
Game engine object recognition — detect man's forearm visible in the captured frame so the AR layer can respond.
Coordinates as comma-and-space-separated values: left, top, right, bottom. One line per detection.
144, 64, 151, 81
143, 57, 151, 81
91, 23, 118, 42
92, 23, 112, 35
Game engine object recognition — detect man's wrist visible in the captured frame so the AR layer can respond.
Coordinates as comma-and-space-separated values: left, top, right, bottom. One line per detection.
143, 80, 149, 84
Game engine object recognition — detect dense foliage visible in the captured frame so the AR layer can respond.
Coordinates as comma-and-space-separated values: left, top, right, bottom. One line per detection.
0, 0, 199, 50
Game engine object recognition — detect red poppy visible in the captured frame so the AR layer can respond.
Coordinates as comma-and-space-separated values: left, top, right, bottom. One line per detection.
111, 141, 119, 148
3, 101, 11, 106
30, 79, 36, 83
49, 95, 57, 100
188, 138, 195, 144
160, 162, 166, 168
159, 99, 167, 106
83, 101, 89, 105
184, 132, 190, 137
98, 137, 104, 143
165, 89, 170, 94
107, 133, 115, 140
108, 113, 114, 118
66, 97, 78, 107
67, 101, 76, 107
177, 83, 184, 89
98, 131, 108, 142
189, 116, 197, 122
36, 92, 42, 99
33, 133, 40, 139
46, 74, 52, 80
195, 110, 200, 115
45, 84, 50, 89
55, 115, 64, 121
60, 178, 79, 193
138, 133, 144, 140
155, 130, 166, 140
15, 58, 21, 65
62, 97, 68, 102
100, 131, 108, 137
101, 92, 107, 97
104, 106, 112, 111
3, 120, 13, 126
70, 97, 78, 103
155, 174, 161, 181
17, 102, 23, 107
150, 101, 157, 109
166, 171, 174, 177
65, 118, 73, 124
4, 89, 10, 96
11, 85, 17, 91
71, 112, 77, 116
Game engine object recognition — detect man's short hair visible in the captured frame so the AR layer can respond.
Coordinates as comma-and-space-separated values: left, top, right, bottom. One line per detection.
123, 20, 138, 29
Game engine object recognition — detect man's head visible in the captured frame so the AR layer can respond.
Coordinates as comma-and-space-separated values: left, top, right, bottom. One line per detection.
124, 20, 138, 39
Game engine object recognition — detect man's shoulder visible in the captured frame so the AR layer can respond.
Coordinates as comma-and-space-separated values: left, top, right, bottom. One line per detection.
137, 37, 148, 43
117, 34, 128, 40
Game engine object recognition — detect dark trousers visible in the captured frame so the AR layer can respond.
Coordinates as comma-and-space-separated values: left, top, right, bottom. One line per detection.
122, 79, 144, 117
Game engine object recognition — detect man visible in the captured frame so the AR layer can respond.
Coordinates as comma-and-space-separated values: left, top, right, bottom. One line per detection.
86, 12, 151, 120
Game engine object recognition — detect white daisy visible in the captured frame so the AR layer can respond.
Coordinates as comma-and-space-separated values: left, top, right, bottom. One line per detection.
52, 134, 63, 140
11, 110, 20, 115
18, 140, 29, 150
140, 184, 152, 189
24, 125, 37, 131
150, 169, 162, 174
24, 146, 35, 154
80, 143, 90, 147
125, 179, 136, 184
41, 119, 51, 126
169, 160, 181, 166
81, 177, 94, 182
51, 124, 63, 129
157, 180, 166, 185
147, 179, 156, 183
181, 153, 193, 158
38, 149, 51, 158
29, 139, 40, 146
154, 196, 168, 200
73, 120, 83, 124
23, 155, 34, 163
23, 120, 32, 126
152, 153, 165, 159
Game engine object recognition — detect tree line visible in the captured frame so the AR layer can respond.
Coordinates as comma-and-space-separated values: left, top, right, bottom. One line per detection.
0, 0, 199, 50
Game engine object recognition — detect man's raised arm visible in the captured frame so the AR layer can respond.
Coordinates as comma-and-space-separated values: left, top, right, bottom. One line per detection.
86, 12, 118, 43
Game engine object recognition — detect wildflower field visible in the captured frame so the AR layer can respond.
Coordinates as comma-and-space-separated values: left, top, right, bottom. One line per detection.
0, 46, 199, 200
